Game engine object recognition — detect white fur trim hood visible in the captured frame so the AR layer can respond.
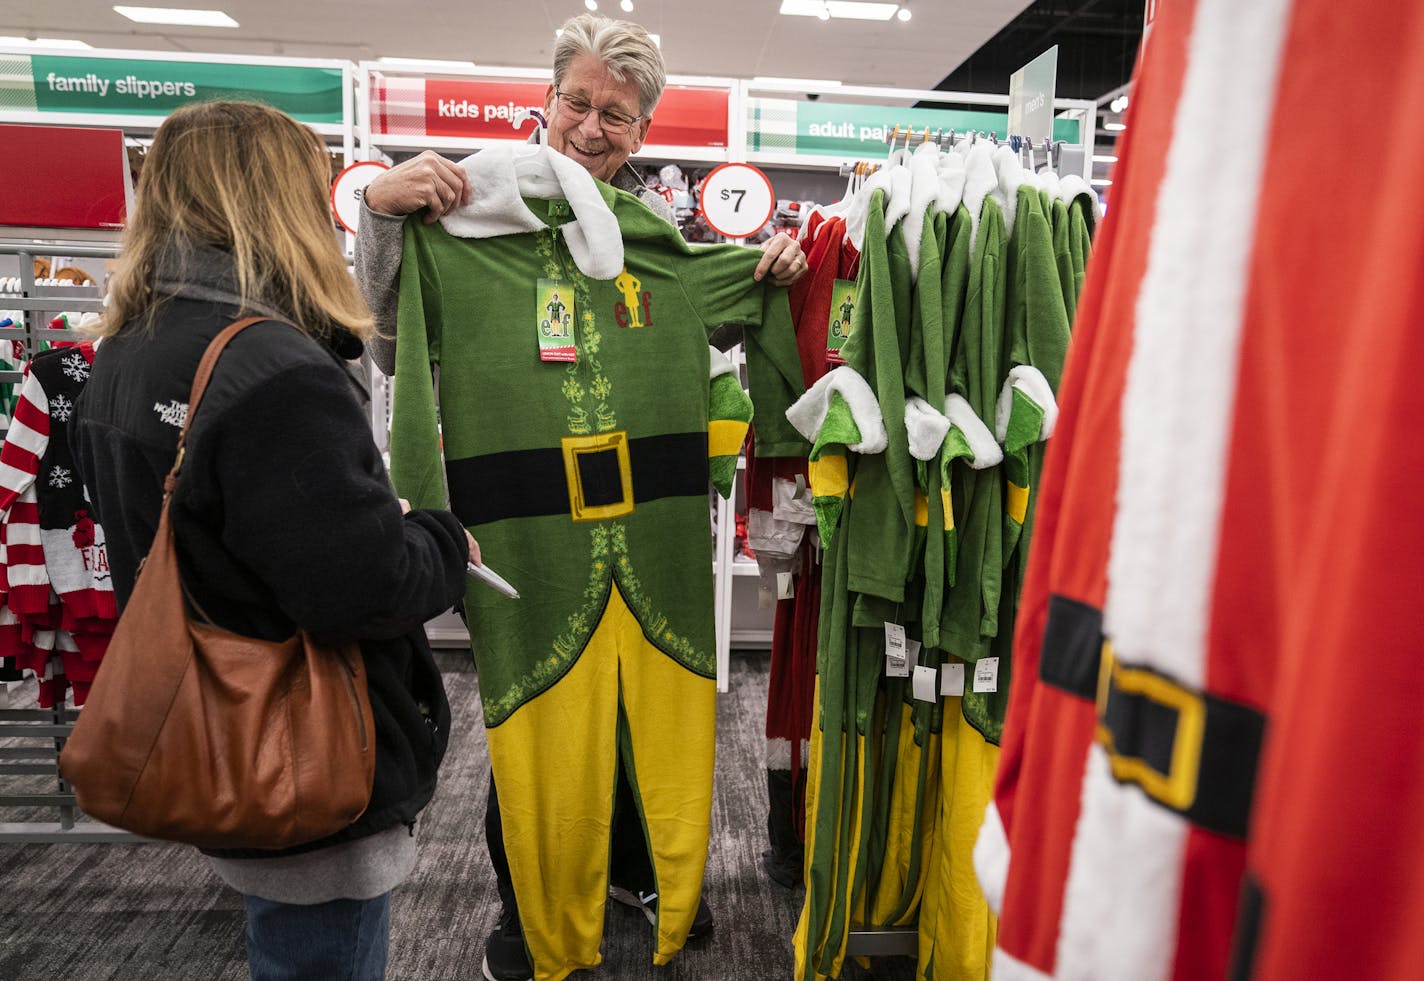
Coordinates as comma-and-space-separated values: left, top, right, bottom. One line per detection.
440, 143, 623, 280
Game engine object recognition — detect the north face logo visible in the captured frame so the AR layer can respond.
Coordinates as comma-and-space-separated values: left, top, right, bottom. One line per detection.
154, 400, 188, 428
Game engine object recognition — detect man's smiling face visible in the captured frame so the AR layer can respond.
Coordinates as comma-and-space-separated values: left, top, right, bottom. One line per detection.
543, 53, 653, 184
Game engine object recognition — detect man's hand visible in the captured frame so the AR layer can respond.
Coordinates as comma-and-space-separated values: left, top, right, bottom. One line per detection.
363, 150, 472, 224
753, 233, 809, 287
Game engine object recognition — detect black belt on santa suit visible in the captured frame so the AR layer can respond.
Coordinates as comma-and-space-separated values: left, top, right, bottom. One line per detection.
1037, 594, 1268, 840
446, 429, 710, 526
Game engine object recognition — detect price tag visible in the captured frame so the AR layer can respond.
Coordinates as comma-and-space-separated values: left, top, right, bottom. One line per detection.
698, 163, 775, 239
776, 571, 795, 600
329, 161, 390, 234
972, 656, 1000, 693
912, 665, 938, 703
941, 662, 965, 697
884, 622, 908, 678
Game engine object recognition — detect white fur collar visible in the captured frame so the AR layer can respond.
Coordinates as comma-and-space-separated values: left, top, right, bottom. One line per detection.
845, 167, 894, 251
961, 144, 1000, 259
901, 143, 943, 281
785, 365, 887, 454
943, 393, 1002, 468
1038, 168, 1063, 203
992, 145, 1026, 238
995, 364, 1059, 442
1059, 174, 1104, 226
905, 396, 951, 461
440, 143, 623, 280
886, 165, 914, 230
936, 152, 967, 216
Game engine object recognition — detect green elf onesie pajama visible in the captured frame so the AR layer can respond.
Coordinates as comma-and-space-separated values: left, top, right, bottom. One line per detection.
389, 144, 803, 981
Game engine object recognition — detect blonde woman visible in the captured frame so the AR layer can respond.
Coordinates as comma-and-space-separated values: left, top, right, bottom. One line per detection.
72, 101, 477, 980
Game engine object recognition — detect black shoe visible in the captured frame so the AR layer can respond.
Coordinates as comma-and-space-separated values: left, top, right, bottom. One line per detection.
608, 885, 715, 940
761, 847, 803, 889
482, 906, 533, 981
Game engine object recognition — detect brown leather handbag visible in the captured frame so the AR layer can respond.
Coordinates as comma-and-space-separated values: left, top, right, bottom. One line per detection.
60, 317, 376, 850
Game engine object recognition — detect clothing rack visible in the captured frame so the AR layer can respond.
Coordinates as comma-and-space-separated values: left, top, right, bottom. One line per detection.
0, 242, 142, 843
880, 124, 1071, 173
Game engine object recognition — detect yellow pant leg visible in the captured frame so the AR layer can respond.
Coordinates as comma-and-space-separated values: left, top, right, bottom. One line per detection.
615, 586, 717, 965
484, 592, 622, 981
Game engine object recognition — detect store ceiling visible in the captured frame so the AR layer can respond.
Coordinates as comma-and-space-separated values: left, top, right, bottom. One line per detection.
7, 0, 1035, 91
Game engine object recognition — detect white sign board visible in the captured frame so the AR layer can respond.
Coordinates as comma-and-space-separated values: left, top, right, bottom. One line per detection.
698, 163, 774, 239
330, 161, 391, 234
1008, 46, 1059, 143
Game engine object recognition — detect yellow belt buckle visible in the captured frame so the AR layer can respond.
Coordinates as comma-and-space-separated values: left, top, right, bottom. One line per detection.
561, 431, 634, 522
1096, 641, 1207, 812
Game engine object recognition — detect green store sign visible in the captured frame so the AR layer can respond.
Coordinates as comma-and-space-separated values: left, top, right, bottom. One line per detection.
748, 98, 1082, 157
0, 54, 344, 123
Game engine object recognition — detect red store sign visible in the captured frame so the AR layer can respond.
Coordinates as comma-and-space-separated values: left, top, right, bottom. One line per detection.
372, 75, 728, 148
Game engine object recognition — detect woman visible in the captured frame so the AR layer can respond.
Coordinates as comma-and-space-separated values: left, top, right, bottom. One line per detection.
71, 100, 475, 980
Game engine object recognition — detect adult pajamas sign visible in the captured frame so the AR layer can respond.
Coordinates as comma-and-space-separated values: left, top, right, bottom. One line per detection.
748, 97, 1082, 156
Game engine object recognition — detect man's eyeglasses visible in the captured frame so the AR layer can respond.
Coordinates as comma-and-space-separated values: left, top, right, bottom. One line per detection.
555, 89, 642, 133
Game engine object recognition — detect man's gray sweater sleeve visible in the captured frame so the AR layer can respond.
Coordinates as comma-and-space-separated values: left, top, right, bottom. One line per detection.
353, 200, 409, 376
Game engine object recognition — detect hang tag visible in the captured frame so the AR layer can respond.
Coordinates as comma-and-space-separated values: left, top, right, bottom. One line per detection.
776, 571, 795, 600
941, 662, 965, 697
826, 279, 858, 365
884, 621, 908, 678
536, 278, 577, 362
912, 665, 938, 702
972, 656, 1000, 693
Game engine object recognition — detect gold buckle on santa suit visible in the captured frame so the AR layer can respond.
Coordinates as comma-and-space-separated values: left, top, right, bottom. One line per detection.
1095, 641, 1206, 813
561, 431, 634, 523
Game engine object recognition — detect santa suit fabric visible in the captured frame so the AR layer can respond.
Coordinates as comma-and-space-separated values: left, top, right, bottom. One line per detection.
969, 0, 1424, 979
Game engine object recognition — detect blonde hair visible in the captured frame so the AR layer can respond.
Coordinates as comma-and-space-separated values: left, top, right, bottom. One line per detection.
554, 13, 666, 116
99, 101, 373, 342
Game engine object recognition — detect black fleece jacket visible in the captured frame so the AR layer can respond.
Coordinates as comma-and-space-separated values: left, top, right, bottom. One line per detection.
72, 296, 469, 858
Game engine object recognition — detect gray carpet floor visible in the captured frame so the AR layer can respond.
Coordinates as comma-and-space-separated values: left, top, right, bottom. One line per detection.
0, 651, 915, 980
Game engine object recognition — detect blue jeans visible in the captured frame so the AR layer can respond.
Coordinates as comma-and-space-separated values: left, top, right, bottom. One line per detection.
244, 892, 391, 981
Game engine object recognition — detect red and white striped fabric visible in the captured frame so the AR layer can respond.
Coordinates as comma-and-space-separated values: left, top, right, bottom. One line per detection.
372, 74, 429, 137
975, 0, 1424, 978
0, 372, 53, 616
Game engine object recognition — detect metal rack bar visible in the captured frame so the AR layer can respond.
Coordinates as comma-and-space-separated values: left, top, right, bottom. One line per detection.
846, 928, 920, 957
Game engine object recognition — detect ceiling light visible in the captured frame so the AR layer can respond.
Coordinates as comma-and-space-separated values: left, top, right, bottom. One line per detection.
0, 36, 93, 48
113, 6, 238, 27
781, 0, 900, 21
1104, 121, 1126, 131
896, 5, 911, 20
1091, 154, 1118, 163
1090, 178, 1112, 187
752, 76, 843, 88
584, 0, 598, 9
1110, 94, 1130, 113
620, 0, 634, 10
377, 57, 478, 70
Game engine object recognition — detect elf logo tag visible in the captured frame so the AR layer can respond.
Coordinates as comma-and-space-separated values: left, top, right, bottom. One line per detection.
613, 266, 653, 328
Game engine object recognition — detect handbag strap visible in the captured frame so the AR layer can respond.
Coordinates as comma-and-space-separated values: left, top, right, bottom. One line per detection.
164, 315, 293, 494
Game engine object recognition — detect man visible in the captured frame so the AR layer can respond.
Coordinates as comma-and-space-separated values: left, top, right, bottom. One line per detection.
354, 14, 808, 981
